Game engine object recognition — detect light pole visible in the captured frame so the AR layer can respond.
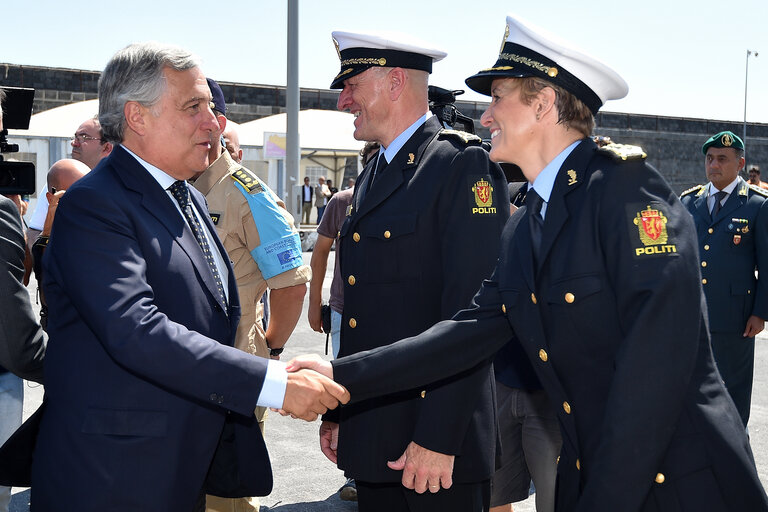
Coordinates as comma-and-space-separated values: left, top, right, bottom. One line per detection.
744, 49, 758, 160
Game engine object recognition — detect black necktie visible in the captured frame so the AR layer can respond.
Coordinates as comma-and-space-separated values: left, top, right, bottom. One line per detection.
712, 190, 727, 217
169, 180, 227, 306
527, 188, 544, 263
367, 153, 387, 194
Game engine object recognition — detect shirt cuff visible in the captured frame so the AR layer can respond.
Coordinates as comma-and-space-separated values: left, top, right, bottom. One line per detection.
256, 359, 288, 410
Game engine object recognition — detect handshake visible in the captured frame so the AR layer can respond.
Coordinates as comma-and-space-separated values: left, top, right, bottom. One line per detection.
277, 355, 345, 421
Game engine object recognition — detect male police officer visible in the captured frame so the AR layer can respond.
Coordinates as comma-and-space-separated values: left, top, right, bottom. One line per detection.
192, 79, 311, 512
325, 30, 509, 511
680, 131, 768, 427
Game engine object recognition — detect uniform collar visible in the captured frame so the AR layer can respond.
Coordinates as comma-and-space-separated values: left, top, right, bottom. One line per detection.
191, 151, 235, 195
707, 178, 738, 197
381, 112, 430, 164
530, 139, 582, 206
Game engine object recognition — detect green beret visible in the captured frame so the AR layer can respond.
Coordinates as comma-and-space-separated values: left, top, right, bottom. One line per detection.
702, 131, 744, 155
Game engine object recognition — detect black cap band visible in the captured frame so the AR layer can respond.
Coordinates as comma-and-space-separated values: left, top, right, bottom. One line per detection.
331, 47, 434, 89
465, 42, 602, 115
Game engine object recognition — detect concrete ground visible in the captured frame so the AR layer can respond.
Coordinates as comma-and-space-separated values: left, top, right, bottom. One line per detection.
11, 252, 768, 511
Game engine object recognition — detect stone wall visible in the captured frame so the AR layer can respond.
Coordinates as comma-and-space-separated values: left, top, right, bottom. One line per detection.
3, 63, 766, 194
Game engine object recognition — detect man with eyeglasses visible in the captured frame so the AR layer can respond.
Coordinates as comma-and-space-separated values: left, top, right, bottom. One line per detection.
25, 117, 113, 263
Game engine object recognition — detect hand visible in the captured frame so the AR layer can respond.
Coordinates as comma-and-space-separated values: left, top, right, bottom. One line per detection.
319, 420, 340, 463
308, 301, 323, 333
281, 368, 349, 421
285, 353, 334, 380
743, 315, 765, 337
387, 441, 454, 494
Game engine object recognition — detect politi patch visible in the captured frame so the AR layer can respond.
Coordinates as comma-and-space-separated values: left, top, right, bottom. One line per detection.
628, 203, 678, 257
470, 177, 496, 215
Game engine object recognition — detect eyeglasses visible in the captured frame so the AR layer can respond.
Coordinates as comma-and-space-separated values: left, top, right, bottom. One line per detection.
71, 133, 103, 144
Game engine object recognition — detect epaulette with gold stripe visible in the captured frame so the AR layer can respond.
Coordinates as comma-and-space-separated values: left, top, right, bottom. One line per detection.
231, 166, 264, 194
748, 184, 768, 198
439, 129, 482, 145
597, 143, 647, 162
680, 184, 705, 198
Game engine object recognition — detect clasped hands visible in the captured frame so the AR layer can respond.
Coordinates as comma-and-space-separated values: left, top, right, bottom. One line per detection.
282, 355, 456, 494
276, 354, 348, 422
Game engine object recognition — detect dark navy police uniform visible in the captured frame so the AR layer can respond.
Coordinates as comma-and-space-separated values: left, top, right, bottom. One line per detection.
332, 115, 509, 492
333, 139, 768, 512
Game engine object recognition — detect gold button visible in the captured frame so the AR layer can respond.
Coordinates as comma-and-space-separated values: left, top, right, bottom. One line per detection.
539, 349, 548, 362
348, 275, 356, 285
353, 232, 361, 242
501, 304, 507, 313
702, 278, 707, 285
563, 401, 571, 414
704, 244, 710, 251
655, 473, 665, 484
531, 293, 537, 304
556, 456, 560, 465
748, 290, 751, 294
349, 318, 357, 328
337, 230, 341, 237
701, 261, 707, 268
420, 390, 426, 398
576, 459, 581, 471
384, 230, 391, 239
564, 292, 575, 303
708, 228, 714, 234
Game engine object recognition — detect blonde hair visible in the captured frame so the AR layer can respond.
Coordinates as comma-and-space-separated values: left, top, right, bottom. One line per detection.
515, 77, 594, 138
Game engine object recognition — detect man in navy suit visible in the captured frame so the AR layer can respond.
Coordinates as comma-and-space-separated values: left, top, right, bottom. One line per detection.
32, 42, 348, 512
680, 130, 768, 427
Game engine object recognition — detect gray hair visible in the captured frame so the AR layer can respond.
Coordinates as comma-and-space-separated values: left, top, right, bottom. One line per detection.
98, 42, 201, 143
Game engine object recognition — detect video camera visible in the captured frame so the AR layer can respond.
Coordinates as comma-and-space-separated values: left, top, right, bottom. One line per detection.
0, 87, 36, 195
428, 85, 475, 134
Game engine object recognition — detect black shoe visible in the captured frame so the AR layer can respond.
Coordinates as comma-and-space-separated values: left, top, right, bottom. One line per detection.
339, 478, 357, 501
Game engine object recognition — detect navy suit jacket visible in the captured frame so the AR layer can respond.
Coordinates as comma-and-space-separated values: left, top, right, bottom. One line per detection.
31, 146, 272, 511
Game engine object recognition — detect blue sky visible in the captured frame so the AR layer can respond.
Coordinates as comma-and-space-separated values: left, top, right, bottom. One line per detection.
4, 0, 767, 123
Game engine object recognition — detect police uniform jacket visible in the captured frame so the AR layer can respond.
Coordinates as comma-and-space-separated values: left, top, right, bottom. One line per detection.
193, 151, 311, 360
680, 177, 768, 333
333, 139, 768, 511
333, 115, 510, 483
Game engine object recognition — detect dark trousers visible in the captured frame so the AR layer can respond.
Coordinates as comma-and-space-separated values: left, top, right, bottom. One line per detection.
710, 331, 755, 426
356, 480, 490, 512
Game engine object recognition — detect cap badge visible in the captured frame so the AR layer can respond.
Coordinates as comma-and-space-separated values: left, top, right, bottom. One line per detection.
499, 24, 510, 54
721, 133, 734, 147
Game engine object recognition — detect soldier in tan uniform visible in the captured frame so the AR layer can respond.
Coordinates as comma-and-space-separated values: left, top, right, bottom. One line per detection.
194, 78, 311, 512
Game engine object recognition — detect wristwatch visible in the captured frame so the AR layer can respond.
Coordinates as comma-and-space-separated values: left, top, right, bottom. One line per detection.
269, 347, 284, 357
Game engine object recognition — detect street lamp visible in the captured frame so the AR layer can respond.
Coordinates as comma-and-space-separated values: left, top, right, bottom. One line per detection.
744, 49, 758, 160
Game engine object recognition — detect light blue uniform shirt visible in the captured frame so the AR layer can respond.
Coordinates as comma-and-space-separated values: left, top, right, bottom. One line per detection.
530, 139, 581, 219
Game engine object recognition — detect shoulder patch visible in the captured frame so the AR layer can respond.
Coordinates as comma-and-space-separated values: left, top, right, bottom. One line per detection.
231, 167, 264, 194
597, 143, 647, 162
680, 184, 705, 198
439, 129, 482, 145
748, 184, 768, 198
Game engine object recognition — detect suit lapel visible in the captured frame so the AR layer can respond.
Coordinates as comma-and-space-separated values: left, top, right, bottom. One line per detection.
714, 178, 747, 223
112, 147, 229, 312
515, 205, 537, 291
692, 190, 711, 226
536, 139, 592, 272
354, 117, 440, 220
